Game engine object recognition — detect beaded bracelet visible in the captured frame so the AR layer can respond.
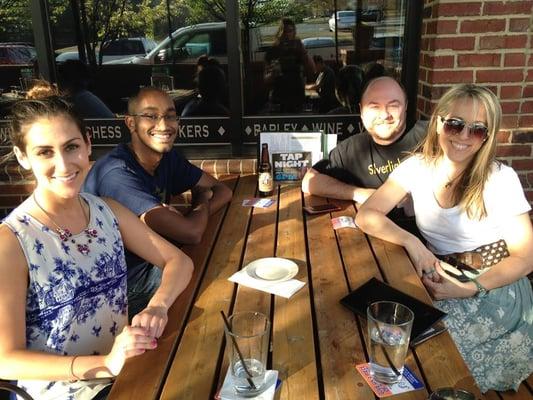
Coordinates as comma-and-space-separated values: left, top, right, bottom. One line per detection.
70, 355, 81, 381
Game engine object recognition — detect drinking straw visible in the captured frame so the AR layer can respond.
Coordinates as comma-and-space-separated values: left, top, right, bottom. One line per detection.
376, 323, 401, 377
220, 311, 257, 390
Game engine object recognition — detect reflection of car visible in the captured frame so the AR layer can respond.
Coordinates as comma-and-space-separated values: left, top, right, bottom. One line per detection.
302, 37, 335, 49
328, 9, 383, 31
55, 37, 157, 64
129, 22, 263, 65
329, 11, 356, 31
0, 43, 36, 64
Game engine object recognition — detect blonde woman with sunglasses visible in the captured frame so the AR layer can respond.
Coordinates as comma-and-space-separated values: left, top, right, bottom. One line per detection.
356, 84, 533, 392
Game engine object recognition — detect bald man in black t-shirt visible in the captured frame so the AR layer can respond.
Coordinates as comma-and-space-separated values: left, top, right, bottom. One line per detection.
302, 76, 427, 228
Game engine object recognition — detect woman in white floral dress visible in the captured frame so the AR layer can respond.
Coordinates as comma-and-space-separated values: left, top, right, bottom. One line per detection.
356, 84, 532, 392
0, 92, 193, 399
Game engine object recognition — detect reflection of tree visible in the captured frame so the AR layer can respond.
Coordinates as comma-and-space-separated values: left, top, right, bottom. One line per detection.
0, 0, 66, 41
77, 0, 183, 67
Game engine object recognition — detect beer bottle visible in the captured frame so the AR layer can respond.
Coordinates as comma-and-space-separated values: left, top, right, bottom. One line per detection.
258, 143, 274, 197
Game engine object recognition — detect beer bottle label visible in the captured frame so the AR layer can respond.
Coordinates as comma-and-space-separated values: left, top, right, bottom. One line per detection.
258, 172, 273, 192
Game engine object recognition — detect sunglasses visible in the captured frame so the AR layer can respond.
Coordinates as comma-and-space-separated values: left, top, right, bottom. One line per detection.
440, 117, 489, 141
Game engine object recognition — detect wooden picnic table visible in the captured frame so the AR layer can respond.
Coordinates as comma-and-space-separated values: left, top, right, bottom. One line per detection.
109, 174, 532, 400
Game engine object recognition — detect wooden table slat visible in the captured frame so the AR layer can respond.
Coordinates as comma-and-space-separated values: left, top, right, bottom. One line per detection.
215, 185, 278, 392
108, 175, 238, 400
159, 175, 257, 400
367, 237, 484, 398
332, 201, 428, 400
273, 185, 319, 399
304, 195, 376, 399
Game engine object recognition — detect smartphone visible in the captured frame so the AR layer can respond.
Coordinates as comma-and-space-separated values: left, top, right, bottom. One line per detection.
303, 204, 341, 215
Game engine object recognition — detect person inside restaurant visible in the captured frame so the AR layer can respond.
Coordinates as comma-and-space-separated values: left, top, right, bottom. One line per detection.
302, 76, 427, 235
181, 63, 229, 117
0, 91, 193, 400
356, 84, 533, 392
263, 17, 315, 114
326, 64, 365, 115
56, 60, 115, 119
305, 55, 338, 113
83, 87, 232, 317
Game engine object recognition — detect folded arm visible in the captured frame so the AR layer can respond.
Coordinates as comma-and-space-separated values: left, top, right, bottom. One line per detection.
302, 167, 376, 203
355, 178, 438, 276
0, 225, 154, 380
107, 198, 194, 338
425, 212, 533, 300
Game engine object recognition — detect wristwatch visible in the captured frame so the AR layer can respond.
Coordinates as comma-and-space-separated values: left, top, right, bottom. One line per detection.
471, 277, 488, 297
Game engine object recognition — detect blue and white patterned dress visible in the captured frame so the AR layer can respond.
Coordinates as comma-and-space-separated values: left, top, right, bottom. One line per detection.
3, 193, 128, 400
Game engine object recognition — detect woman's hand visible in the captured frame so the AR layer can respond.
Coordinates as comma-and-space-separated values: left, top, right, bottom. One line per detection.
404, 238, 440, 282
104, 326, 157, 376
423, 261, 478, 300
131, 305, 169, 339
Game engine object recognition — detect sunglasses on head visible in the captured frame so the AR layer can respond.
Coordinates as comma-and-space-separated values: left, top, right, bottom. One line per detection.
440, 117, 489, 141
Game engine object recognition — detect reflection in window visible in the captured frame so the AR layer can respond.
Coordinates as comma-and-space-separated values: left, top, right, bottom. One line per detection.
242, 1, 407, 117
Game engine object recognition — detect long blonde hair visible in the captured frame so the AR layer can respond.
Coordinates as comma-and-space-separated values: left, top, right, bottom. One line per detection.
419, 84, 502, 219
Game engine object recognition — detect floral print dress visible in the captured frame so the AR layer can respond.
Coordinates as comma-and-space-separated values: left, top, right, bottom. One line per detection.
3, 193, 128, 400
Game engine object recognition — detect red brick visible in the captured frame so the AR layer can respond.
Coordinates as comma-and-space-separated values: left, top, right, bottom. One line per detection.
526, 174, 533, 187
502, 115, 519, 129
500, 86, 522, 99
505, 53, 526, 67
496, 144, 531, 157
513, 159, 533, 171
0, 195, 25, 207
524, 86, 533, 97
509, 18, 531, 32
434, 36, 476, 51
530, 56, 533, 66
496, 130, 511, 143
429, 70, 473, 84
426, 55, 455, 68
435, 20, 458, 34
525, 190, 533, 202
479, 35, 528, 50
501, 101, 520, 114
460, 19, 506, 33
0, 183, 35, 194
519, 115, 533, 127
483, 1, 533, 15
437, 2, 482, 16
512, 131, 533, 143
476, 69, 524, 83
522, 101, 533, 113
527, 69, 533, 81
457, 53, 500, 67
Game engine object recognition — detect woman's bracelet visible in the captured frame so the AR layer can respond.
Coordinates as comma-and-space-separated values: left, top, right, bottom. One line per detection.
70, 355, 81, 381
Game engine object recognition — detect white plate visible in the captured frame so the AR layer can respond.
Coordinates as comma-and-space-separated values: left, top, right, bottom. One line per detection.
245, 257, 299, 282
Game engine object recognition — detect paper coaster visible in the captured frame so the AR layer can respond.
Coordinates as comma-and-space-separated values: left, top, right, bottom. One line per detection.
331, 216, 357, 230
216, 369, 280, 400
242, 198, 275, 208
356, 363, 424, 398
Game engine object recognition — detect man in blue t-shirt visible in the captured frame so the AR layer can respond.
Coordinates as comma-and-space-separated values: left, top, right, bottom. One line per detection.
84, 87, 232, 317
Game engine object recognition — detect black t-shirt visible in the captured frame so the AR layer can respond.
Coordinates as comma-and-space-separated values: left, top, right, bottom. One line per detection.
313, 120, 428, 229
313, 120, 427, 188
265, 39, 307, 111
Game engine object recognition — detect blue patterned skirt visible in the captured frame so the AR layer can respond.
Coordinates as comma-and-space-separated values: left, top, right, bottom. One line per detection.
436, 276, 533, 392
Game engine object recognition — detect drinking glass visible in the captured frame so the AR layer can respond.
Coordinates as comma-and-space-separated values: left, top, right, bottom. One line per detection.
428, 388, 475, 400
224, 311, 270, 396
367, 301, 414, 384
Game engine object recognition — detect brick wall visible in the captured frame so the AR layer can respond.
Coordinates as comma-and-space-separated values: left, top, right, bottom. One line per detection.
418, 0, 533, 205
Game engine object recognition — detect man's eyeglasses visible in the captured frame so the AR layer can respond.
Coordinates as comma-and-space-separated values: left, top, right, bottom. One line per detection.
130, 113, 179, 124
440, 117, 489, 141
